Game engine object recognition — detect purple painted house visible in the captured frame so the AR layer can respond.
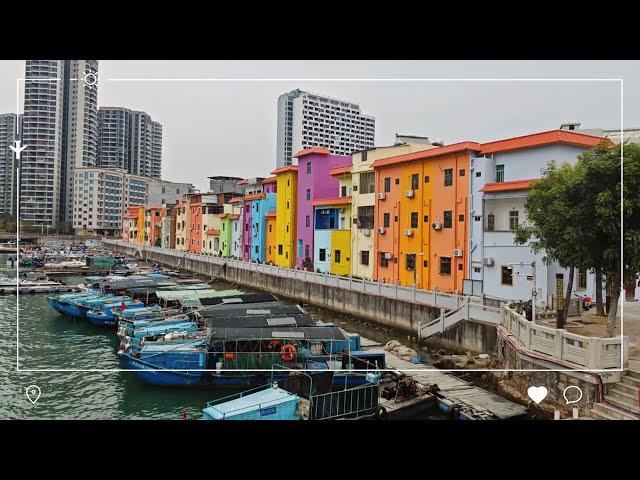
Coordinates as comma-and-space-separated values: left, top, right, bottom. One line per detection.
294, 147, 351, 269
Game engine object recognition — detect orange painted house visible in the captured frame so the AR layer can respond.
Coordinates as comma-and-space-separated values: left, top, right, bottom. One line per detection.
145, 205, 167, 247
372, 142, 481, 293
187, 194, 204, 253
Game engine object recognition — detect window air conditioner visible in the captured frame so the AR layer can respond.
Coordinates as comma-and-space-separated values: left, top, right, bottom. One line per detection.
483, 257, 494, 266
404, 229, 414, 237
377, 193, 386, 200
454, 248, 463, 257
405, 190, 415, 198
384, 252, 392, 260
378, 227, 386, 234
432, 221, 442, 230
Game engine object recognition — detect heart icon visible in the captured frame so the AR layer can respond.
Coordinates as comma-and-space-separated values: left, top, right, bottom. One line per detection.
527, 386, 548, 404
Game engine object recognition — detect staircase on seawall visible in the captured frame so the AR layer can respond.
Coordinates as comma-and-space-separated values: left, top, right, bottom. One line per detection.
589, 369, 640, 420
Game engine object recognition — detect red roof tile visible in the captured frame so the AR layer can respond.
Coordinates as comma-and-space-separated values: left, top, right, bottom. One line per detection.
480, 130, 610, 154
271, 165, 298, 175
262, 176, 277, 184
312, 196, 352, 206
294, 147, 330, 158
371, 142, 481, 168
244, 193, 265, 202
480, 179, 535, 193
205, 229, 220, 236
330, 164, 352, 176
266, 212, 276, 218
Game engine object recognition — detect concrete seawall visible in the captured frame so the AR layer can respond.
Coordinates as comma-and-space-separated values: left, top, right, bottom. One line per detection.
111, 242, 498, 354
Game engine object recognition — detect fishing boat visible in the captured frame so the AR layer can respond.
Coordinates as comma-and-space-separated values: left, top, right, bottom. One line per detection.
201, 370, 436, 421
86, 300, 146, 327
201, 370, 381, 420
118, 311, 383, 389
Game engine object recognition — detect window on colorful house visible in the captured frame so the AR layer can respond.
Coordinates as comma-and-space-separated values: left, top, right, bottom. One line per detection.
486, 213, 495, 231
306, 189, 311, 201
384, 177, 391, 193
443, 211, 452, 228
440, 257, 452, 275
306, 215, 310, 228
410, 212, 418, 229
444, 169, 453, 186
360, 250, 369, 266
383, 213, 390, 228
509, 210, 519, 230
279, 244, 283, 255
411, 174, 419, 190
496, 165, 505, 183
406, 254, 416, 271
319, 249, 326, 262
334, 250, 341, 263
501, 266, 513, 286
307, 162, 311, 174
379, 252, 389, 267
577, 268, 587, 289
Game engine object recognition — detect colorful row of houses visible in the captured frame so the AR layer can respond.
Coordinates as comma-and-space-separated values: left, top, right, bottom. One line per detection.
121, 128, 609, 307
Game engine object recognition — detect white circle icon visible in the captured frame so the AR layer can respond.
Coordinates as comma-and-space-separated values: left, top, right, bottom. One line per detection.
84, 72, 97, 87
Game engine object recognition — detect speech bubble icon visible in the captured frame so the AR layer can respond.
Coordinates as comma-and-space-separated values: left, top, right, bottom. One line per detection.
563, 385, 583, 405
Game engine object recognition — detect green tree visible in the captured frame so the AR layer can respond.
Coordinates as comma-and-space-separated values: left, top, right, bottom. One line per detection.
514, 160, 590, 325
516, 142, 640, 337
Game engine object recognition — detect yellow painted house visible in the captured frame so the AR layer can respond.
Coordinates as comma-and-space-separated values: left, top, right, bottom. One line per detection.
271, 165, 297, 268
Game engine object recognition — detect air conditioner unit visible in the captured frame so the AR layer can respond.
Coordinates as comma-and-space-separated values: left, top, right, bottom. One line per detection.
404, 229, 414, 237
432, 221, 442, 230
339, 208, 345, 213
454, 248, 463, 257
377, 227, 386, 234
384, 252, 392, 260
405, 190, 415, 198
483, 257, 494, 266
363, 229, 371, 237
377, 193, 386, 200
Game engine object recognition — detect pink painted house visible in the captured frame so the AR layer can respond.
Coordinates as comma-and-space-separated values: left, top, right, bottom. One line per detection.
295, 147, 351, 269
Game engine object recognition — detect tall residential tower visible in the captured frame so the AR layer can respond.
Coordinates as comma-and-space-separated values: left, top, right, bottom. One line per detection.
276, 89, 375, 168
20, 60, 99, 229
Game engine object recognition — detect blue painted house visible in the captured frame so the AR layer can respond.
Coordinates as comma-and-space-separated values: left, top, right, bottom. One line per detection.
250, 192, 277, 262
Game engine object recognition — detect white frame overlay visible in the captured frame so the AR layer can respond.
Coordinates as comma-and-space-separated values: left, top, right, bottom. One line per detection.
13, 76, 624, 373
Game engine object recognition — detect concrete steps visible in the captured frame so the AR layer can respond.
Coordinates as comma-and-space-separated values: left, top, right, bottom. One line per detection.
588, 369, 640, 420
589, 403, 637, 420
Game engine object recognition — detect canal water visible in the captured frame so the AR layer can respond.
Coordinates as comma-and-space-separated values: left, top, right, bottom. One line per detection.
0, 273, 448, 420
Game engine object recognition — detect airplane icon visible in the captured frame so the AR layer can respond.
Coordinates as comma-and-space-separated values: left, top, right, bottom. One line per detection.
9, 140, 27, 160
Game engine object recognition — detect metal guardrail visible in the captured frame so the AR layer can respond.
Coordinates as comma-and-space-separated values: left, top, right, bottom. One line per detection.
105, 240, 479, 313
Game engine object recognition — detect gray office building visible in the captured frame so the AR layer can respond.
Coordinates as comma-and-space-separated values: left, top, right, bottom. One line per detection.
98, 107, 162, 179
276, 89, 376, 167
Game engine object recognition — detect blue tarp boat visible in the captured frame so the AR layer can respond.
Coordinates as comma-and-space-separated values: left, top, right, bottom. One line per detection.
86, 300, 145, 327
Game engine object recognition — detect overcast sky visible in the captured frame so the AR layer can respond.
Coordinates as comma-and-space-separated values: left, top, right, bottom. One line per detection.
1, 60, 637, 191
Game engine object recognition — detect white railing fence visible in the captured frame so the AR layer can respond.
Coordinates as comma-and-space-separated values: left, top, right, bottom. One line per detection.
502, 306, 627, 370
105, 240, 476, 312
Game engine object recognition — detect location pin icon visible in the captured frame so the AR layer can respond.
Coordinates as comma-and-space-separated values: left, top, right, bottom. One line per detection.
26, 385, 41, 404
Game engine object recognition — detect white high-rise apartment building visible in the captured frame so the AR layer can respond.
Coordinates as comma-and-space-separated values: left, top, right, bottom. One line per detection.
276, 89, 375, 168
97, 107, 162, 178
73, 167, 150, 236
20, 60, 99, 229
0, 113, 18, 215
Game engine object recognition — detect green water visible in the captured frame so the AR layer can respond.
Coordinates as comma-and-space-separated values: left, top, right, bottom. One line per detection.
0, 275, 447, 420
